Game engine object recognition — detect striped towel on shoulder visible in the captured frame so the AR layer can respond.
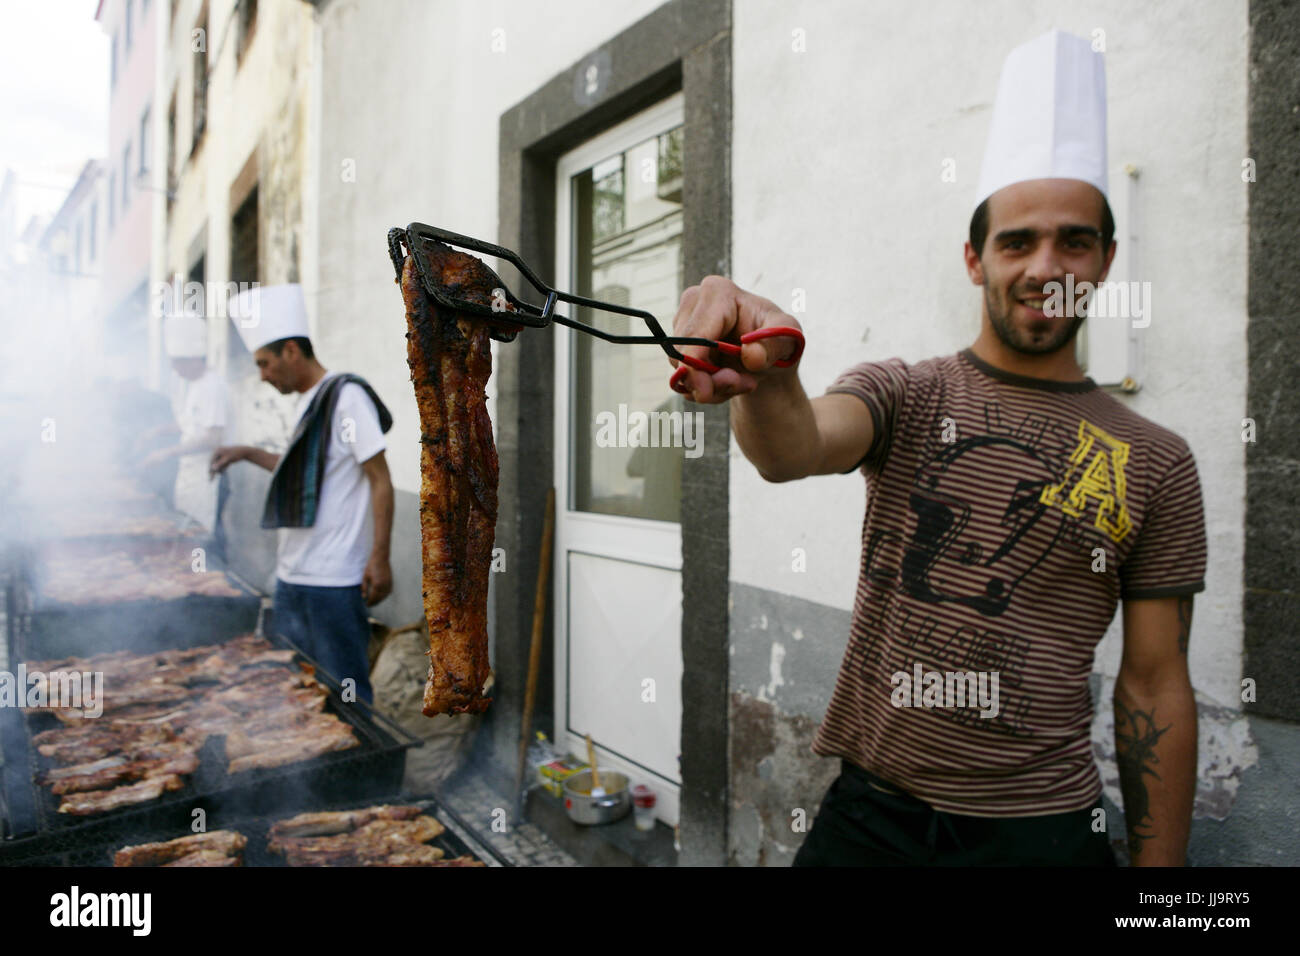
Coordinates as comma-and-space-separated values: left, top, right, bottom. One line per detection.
261, 373, 393, 529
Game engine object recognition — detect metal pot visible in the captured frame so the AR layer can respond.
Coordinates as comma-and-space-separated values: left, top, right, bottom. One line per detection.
563, 769, 631, 826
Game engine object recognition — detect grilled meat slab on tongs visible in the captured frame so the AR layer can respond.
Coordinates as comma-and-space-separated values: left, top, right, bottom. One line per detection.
387, 221, 801, 719
393, 234, 516, 716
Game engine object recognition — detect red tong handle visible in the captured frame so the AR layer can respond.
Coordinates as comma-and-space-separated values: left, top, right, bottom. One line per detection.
668, 326, 804, 394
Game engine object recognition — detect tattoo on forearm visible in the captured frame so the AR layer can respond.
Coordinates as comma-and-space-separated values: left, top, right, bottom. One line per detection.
1177, 595, 1193, 655
1114, 698, 1170, 859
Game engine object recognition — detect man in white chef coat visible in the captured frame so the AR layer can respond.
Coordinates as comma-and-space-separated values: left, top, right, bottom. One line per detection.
210, 284, 394, 706
140, 307, 233, 552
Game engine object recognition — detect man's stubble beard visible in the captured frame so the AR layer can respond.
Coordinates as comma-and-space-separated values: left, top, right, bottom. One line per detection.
983, 281, 1086, 357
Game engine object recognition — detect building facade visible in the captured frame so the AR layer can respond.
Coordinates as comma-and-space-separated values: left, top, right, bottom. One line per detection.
142, 0, 1296, 865
96, 0, 160, 384
155, 0, 315, 588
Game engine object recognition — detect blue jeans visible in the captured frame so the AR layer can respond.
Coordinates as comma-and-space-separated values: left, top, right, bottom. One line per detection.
272, 579, 373, 705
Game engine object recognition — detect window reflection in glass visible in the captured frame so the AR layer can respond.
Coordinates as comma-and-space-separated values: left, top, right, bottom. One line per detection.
570, 125, 685, 523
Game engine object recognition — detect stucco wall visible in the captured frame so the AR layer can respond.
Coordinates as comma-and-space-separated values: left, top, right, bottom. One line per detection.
310, 0, 670, 629
101, 0, 157, 312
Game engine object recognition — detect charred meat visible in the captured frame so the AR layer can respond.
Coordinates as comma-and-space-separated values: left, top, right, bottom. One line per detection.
267, 804, 479, 867
399, 242, 509, 716
115, 830, 247, 867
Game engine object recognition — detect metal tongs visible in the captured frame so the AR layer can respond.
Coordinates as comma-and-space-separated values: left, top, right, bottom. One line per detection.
388, 222, 804, 394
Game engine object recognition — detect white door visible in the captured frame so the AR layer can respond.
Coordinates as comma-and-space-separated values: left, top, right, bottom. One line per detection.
554, 93, 686, 825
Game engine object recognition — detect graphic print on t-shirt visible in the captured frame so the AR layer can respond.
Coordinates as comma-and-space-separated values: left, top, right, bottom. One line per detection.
859, 399, 1132, 739
814, 350, 1208, 814
1040, 419, 1132, 543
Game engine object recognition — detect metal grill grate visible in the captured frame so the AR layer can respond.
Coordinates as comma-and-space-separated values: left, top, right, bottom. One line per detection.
1, 632, 420, 861
1, 793, 510, 867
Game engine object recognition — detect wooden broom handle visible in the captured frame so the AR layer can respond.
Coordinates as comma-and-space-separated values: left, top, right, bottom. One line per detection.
515, 487, 556, 802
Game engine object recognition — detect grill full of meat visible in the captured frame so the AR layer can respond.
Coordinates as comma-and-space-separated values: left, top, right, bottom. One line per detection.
104, 803, 491, 867
0, 631, 429, 866
399, 241, 510, 716
22, 635, 359, 816
33, 543, 245, 606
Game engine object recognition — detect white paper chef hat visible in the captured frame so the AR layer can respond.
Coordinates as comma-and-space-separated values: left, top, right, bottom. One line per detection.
164, 306, 208, 358
973, 29, 1108, 211
229, 283, 310, 353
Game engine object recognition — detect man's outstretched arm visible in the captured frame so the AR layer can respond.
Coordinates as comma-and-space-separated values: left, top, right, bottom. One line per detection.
209, 445, 281, 475
1114, 594, 1197, 865
668, 277, 874, 481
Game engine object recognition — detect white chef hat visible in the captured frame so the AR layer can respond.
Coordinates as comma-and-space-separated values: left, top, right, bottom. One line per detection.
229, 283, 311, 353
973, 29, 1108, 211
164, 306, 208, 358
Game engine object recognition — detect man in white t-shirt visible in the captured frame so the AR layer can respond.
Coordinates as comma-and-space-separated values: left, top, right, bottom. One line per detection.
140, 309, 232, 543
211, 284, 394, 704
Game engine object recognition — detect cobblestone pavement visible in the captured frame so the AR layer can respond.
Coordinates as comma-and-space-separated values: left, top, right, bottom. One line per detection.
432, 771, 578, 867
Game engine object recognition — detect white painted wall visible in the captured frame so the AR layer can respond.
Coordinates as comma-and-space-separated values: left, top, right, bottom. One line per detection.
730, 0, 1248, 706
161, 0, 317, 441
307, 0, 1248, 708
312, 0, 667, 496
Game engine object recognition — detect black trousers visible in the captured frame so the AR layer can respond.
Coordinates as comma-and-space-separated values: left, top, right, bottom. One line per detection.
792, 761, 1117, 866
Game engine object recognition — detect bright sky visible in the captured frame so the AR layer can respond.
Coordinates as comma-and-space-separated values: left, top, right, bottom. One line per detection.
0, 0, 108, 232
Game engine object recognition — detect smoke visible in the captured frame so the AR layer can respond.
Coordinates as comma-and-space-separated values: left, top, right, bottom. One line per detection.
1, 376, 182, 549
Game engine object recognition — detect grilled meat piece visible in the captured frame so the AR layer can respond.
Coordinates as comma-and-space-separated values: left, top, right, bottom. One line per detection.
35, 722, 178, 764
162, 850, 242, 867
114, 830, 247, 867
400, 243, 503, 716
37, 739, 194, 783
284, 843, 446, 867
53, 701, 190, 725
50, 767, 144, 795
38, 755, 128, 781
274, 818, 445, 857
270, 815, 442, 852
268, 804, 425, 842
428, 856, 488, 867
269, 809, 457, 866
358, 845, 448, 867
97, 683, 193, 710
226, 719, 358, 773
57, 773, 185, 815
48, 751, 199, 795
201, 667, 322, 707
224, 713, 349, 758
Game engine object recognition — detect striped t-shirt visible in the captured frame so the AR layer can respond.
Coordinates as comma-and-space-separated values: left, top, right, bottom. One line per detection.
814, 348, 1207, 816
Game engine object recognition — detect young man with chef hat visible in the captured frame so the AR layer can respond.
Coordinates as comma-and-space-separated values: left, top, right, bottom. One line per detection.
139, 306, 233, 552
211, 283, 394, 706
669, 31, 1206, 866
